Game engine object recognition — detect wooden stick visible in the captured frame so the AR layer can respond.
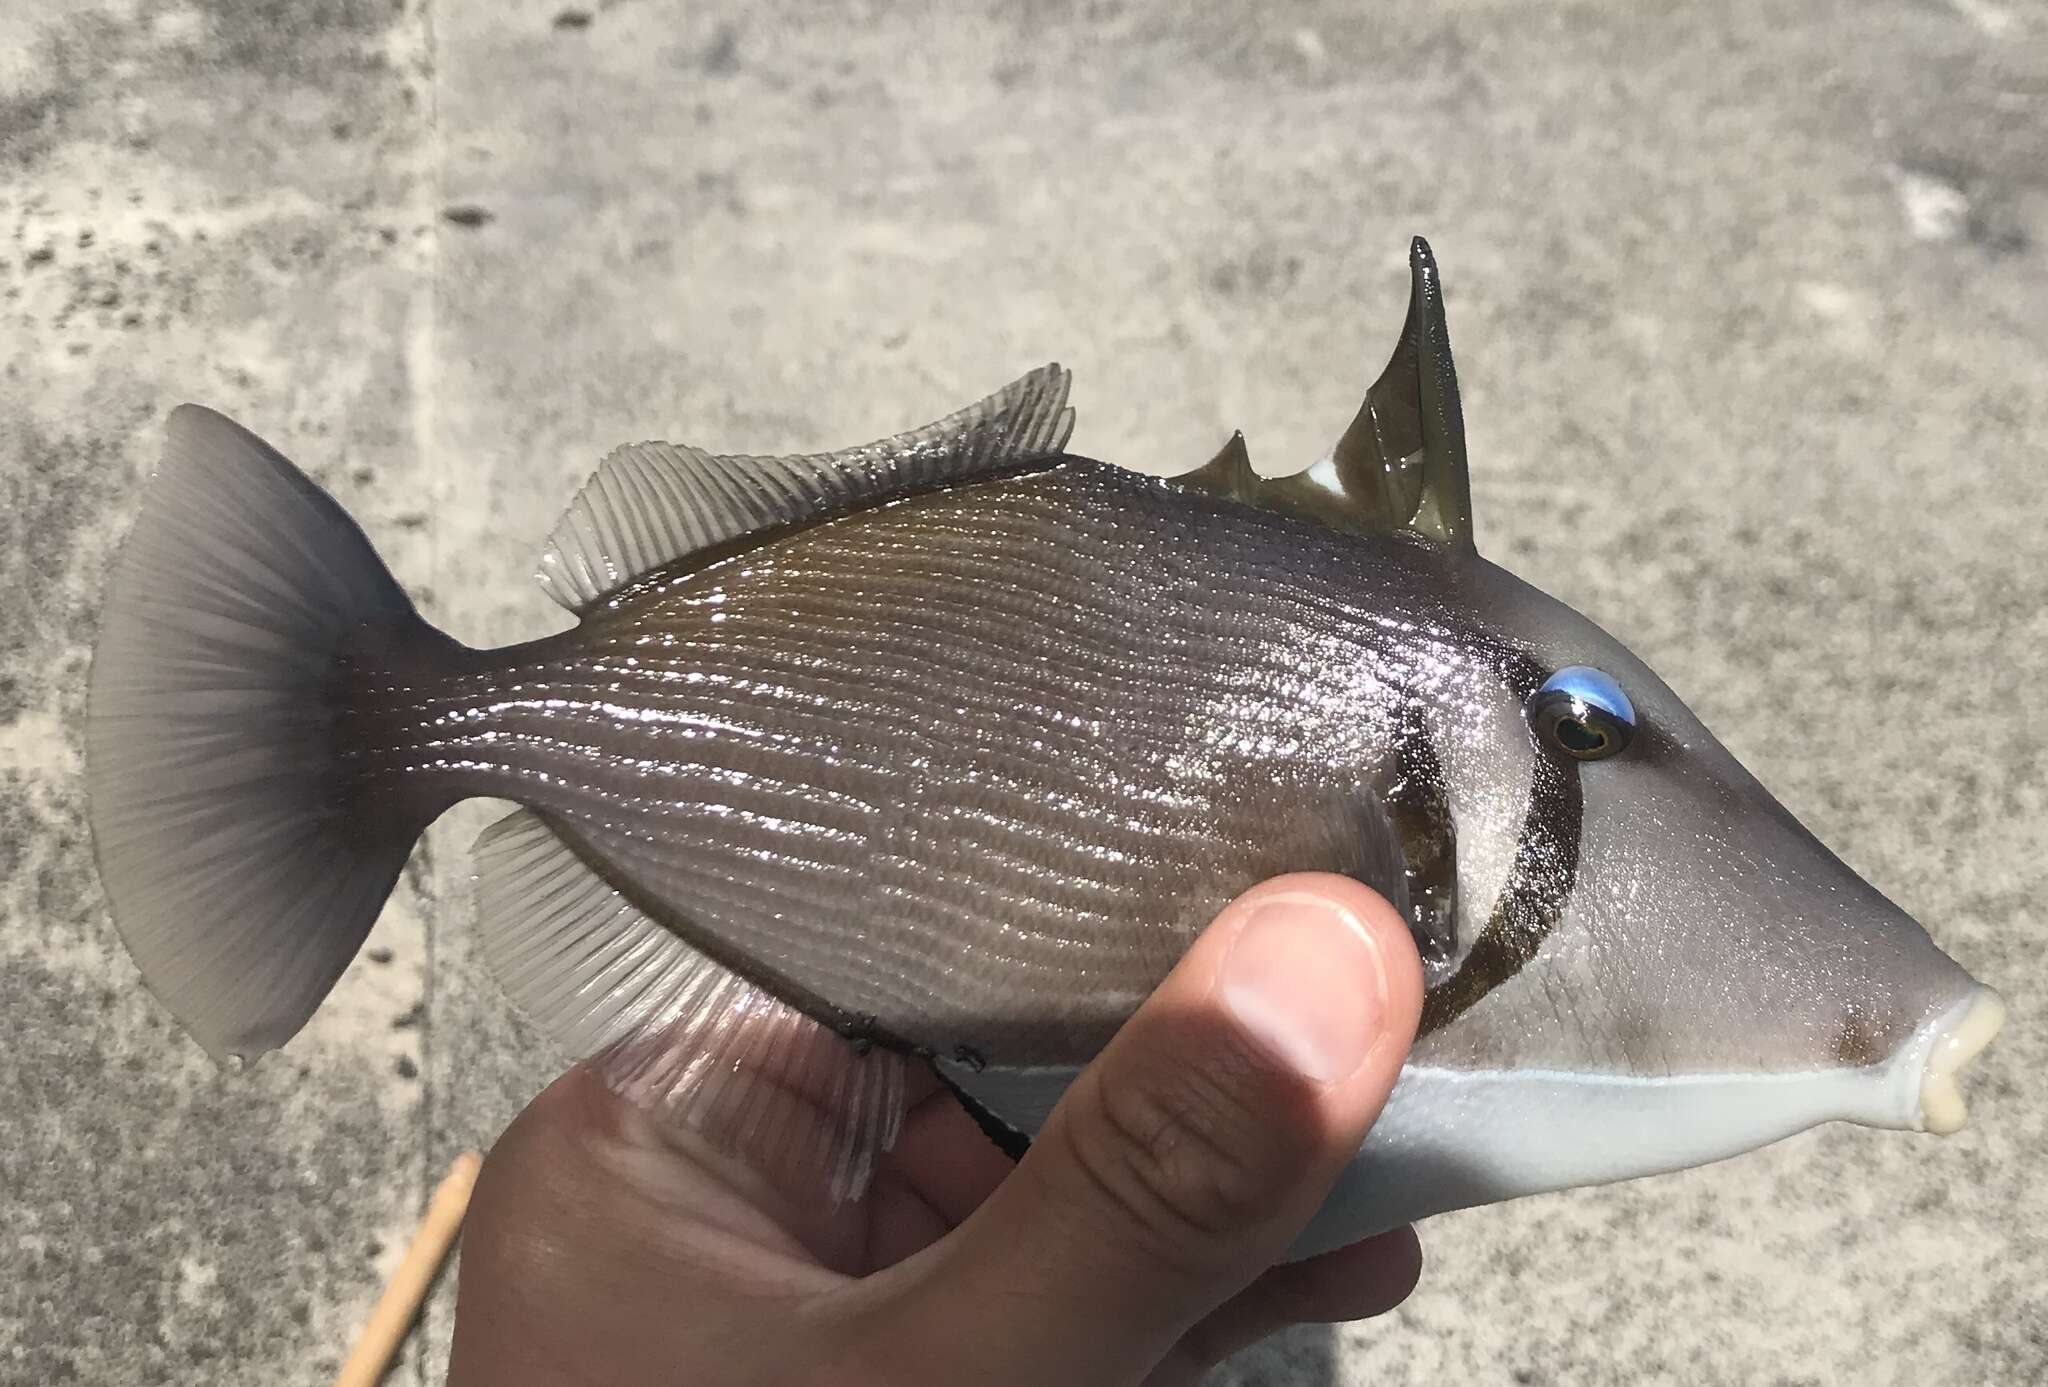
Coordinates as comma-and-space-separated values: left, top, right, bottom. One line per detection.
331, 1150, 484, 1387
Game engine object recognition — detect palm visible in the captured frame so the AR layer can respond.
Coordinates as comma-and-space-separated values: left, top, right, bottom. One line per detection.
461, 1073, 1419, 1387
656, 1067, 1019, 1280
453, 1067, 1032, 1384
452, 880, 1427, 1387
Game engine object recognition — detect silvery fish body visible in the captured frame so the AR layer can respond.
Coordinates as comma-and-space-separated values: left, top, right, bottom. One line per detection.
86, 241, 2003, 1258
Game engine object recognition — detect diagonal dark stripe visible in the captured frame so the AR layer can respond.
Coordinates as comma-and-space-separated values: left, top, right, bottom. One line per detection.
1418, 747, 1584, 1036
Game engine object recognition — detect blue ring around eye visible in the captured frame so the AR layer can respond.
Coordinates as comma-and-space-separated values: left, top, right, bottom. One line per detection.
1536, 665, 1637, 728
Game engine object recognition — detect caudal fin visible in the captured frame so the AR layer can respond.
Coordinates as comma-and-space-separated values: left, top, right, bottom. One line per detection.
87, 406, 443, 1066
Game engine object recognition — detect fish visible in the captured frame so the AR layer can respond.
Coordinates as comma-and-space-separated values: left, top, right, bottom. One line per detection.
86, 238, 2004, 1258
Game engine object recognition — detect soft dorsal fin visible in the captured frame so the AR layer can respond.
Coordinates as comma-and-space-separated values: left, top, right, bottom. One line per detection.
1173, 237, 1474, 552
538, 365, 1076, 611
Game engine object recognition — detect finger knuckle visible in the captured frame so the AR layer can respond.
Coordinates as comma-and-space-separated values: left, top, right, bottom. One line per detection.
1062, 1057, 1286, 1275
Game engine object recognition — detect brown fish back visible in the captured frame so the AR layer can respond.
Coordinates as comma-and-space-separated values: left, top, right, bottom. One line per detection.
361, 463, 1419, 1066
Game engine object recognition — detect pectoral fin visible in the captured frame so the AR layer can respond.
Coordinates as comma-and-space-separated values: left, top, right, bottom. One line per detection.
1209, 763, 1416, 926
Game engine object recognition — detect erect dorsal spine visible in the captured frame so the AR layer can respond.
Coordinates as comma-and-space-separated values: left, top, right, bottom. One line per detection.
1174, 237, 1476, 552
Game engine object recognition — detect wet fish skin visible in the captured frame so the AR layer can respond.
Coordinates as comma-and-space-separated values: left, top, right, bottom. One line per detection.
348, 460, 1446, 1064
344, 457, 1971, 1086
86, 242, 2005, 1255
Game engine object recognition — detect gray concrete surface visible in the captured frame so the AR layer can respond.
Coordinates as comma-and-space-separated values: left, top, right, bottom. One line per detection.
3, 1, 2042, 1383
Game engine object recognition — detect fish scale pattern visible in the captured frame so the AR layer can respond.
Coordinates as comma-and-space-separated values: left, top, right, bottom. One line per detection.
360, 463, 1418, 1067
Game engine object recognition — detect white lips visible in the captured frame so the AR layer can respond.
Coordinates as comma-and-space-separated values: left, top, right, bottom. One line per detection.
1917, 986, 2007, 1135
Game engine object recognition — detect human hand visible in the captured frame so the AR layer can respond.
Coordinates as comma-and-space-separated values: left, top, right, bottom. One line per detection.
446, 873, 1426, 1387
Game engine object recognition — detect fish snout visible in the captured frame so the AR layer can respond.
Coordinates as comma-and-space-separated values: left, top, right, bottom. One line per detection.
1907, 985, 2007, 1135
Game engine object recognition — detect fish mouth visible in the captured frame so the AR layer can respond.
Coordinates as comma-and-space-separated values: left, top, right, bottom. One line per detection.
1913, 986, 2007, 1135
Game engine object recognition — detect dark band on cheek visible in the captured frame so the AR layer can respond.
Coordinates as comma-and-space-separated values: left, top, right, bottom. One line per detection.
1417, 716, 1586, 1037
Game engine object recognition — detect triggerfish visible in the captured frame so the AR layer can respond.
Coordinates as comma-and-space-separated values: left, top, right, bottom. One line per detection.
87, 238, 2004, 1258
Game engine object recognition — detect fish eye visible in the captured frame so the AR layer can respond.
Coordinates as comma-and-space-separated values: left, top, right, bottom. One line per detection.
1530, 665, 1637, 761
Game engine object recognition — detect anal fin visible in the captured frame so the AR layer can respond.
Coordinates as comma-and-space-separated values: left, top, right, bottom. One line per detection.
474, 809, 908, 1202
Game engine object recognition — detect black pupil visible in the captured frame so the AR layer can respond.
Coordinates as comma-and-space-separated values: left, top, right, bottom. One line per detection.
1556, 717, 1607, 753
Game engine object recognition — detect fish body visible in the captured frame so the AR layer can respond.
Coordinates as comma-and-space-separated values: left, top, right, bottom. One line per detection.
358, 462, 1453, 1063
87, 240, 2003, 1256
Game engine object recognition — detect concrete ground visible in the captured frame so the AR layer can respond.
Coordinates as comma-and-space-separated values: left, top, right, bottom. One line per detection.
3, 1, 2042, 1383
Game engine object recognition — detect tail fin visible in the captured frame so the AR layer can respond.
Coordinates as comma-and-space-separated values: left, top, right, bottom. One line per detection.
88, 405, 443, 1067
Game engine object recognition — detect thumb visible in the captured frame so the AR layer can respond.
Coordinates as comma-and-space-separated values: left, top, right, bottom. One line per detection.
883, 873, 1423, 1386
